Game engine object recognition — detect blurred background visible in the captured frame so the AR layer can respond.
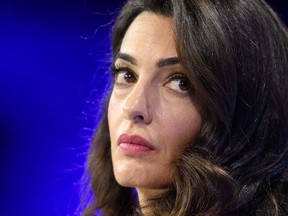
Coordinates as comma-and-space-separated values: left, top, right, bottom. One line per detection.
0, 0, 287, 215
0, 0, 125, 215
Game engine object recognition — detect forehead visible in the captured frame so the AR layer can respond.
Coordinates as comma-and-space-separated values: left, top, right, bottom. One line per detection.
119, 12, 177, 61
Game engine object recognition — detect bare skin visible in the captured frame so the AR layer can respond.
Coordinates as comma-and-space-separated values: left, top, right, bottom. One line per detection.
108, 12, 202, 213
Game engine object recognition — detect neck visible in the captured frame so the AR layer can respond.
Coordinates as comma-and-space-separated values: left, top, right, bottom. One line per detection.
136, 188, 168, 215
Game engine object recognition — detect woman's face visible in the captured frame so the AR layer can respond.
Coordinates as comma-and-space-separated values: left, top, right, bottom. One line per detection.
108, 12, 201, 198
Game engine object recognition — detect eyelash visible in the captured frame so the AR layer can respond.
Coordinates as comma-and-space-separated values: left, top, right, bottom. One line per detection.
111, 65, 133, 76
169, 73, 186, 81
111, 65, 192, 95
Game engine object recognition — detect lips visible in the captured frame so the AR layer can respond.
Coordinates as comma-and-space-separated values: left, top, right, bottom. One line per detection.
117, 133, 155, 154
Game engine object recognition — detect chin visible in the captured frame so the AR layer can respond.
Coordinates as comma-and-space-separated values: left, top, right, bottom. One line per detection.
113, 169, 173, 190
113, 168, 151, 188
112, 155, 175, 189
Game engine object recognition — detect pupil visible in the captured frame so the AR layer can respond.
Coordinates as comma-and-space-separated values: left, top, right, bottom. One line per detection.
125, 73, 133, 81
179, 80, 190, 91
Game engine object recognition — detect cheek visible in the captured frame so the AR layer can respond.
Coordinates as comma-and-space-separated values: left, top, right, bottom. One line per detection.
160, 105, 202, 150
108, 92, 116, 118
107, 94, 119, 138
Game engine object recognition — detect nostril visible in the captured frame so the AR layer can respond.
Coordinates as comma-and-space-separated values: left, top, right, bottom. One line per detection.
134, 115, 144, 122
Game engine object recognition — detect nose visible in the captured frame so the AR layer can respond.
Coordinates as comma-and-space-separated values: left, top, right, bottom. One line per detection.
122, 81, 153, 124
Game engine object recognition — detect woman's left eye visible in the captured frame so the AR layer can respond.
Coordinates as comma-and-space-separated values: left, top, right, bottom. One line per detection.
165, 74, 191, 94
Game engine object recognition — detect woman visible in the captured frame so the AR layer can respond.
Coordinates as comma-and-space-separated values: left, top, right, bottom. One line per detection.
80, 0, 288, 215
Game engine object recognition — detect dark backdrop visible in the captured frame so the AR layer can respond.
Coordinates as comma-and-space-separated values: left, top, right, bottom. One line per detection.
0, 0, 287, 215
0, 0, 125, 215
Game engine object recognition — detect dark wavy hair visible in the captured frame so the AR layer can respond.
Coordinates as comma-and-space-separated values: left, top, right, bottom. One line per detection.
80, 0, 288, 215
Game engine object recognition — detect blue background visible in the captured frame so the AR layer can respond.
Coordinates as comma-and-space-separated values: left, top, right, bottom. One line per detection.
0, 0, 287, 215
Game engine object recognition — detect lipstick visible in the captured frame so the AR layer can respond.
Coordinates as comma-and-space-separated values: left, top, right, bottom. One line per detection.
117, 133, 155, 155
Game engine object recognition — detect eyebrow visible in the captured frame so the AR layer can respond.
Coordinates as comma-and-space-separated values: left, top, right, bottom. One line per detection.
157, 57, 180, 68
115, 53, 137, 65
115, 52, 181, 68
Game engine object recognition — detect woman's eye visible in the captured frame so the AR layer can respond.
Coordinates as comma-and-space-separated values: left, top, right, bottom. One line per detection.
113, 68, 137, 84
166, 75, 191, 93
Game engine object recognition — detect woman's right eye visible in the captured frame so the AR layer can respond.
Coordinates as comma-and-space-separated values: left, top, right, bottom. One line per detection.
113, 67, 137, 85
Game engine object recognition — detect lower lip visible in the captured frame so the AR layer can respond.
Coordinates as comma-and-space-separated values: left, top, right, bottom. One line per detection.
118, 143, 155, 155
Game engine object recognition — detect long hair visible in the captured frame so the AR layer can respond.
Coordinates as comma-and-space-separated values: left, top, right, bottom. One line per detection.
81, 0, 288, 215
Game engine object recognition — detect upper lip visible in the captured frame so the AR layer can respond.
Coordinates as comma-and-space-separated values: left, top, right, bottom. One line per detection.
117, 133, 155, 150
